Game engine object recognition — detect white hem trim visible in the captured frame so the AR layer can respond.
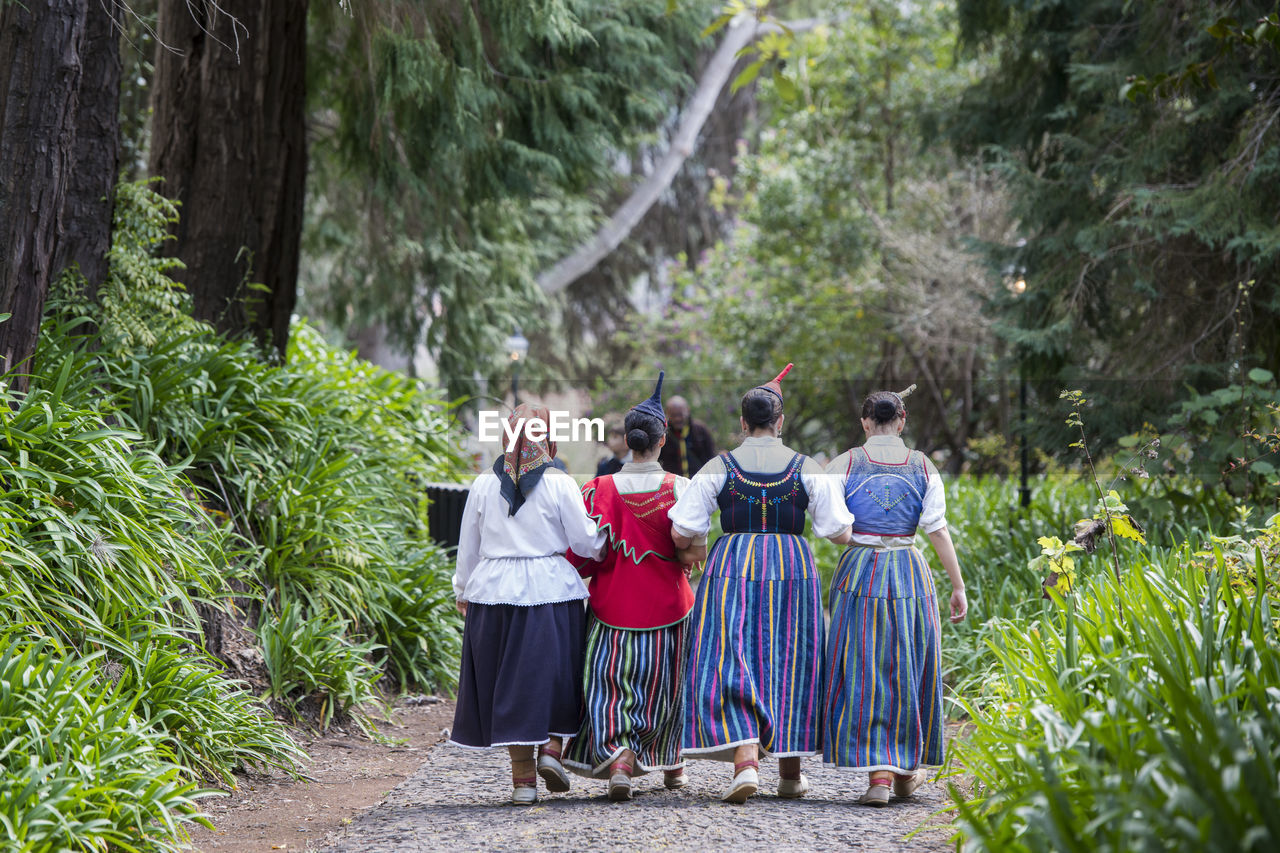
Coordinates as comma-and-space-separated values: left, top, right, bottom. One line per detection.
461, 597, 588, 608
821, 761, 941, 773
448, 732, 579, 750
562, 746, 685, 777
681, 738, 821, 761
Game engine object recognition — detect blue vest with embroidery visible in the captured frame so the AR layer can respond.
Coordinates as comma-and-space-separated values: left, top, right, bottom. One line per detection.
716, 451, 810, 535
843, 448, 930, 537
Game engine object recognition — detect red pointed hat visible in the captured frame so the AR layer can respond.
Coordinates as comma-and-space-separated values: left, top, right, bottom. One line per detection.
756, 363, 793, 401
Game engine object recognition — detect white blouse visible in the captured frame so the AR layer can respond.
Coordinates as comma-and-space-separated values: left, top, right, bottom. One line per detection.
825, 434, 948, 547
668, 436, 854, 540
452, 467, 607, 606
609, 459, 690, 498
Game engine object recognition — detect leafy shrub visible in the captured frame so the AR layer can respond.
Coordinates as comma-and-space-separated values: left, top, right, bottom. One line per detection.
258, 601, 384, 729
36, 179, 467, 711
115, 644, 303, 787
0, 369, 297, 785
0, 177, 466, 848
1113, 370, 1280, 517
951, 539, 1280, 852
0, 637, 208, 852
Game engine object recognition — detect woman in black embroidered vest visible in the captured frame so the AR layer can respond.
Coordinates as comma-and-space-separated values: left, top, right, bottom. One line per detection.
670, 364, 854, 803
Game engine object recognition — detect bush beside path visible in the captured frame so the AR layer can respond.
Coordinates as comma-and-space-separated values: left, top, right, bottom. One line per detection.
320, 735, 955, 851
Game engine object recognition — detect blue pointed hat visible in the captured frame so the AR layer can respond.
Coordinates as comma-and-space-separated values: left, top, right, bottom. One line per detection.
631, 370, 666, 424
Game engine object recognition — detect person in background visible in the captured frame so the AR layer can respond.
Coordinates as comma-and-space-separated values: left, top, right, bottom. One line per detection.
659, 395, 716, 477
670, 364, 854, 804
449, 403, 607, 805
595, 422, 631, 477
822, 389, 967, 806
564, 372, 699, 800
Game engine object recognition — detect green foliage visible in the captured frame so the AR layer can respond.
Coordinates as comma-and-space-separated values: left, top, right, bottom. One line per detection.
258, 601, 384, 730
0, 637, 210, 852
1123, 11, 1280, 100
54, 179, 200, 354
952, 0, 1280, 441
303, 0, 712, 395
1159, 370, 1280, 502
633, 0, 1008, 459
0, 353, 300, 787
951, 542, 1280, 852
1, 178, 469, 847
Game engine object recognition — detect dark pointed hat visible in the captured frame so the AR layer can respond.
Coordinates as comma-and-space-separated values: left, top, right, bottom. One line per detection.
631, 370, 666, 423
756, 363, 793, 401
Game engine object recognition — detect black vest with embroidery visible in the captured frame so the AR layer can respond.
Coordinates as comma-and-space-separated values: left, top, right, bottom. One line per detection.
715, 451, 810, 535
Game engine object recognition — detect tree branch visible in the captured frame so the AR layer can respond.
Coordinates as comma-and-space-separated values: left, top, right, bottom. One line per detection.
536, 14, 829, 294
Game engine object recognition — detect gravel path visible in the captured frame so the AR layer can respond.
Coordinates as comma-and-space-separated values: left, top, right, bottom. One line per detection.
321, 742, 956, 851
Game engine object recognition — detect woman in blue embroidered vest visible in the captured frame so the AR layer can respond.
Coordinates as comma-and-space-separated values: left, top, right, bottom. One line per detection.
670, 364, 853, 804
822, 390, 967, 806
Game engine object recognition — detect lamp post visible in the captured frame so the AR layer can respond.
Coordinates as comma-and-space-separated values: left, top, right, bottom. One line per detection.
504, 328, 529, 406
1005, 245, 1031, 510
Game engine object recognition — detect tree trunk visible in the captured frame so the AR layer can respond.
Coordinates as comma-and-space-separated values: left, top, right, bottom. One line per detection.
51, 1, 123, 301
148, 0, 308, 355
0, 0, 88, 388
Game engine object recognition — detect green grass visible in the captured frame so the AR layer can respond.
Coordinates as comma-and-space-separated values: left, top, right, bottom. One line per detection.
950, 529, 1280, 852
0, 181, 467, 850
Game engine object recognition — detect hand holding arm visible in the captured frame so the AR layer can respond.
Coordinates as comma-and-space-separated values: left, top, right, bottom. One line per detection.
677, 541, 707, 566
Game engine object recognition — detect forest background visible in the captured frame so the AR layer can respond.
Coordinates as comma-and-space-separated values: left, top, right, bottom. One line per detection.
1, 0, 1278, 851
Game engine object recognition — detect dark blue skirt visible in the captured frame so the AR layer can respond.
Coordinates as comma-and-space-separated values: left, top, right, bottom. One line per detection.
450, 600, 588, 748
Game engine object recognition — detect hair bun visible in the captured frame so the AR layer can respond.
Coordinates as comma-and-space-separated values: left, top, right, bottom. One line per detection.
625, 428, 651, 452
873, 399, 898, 422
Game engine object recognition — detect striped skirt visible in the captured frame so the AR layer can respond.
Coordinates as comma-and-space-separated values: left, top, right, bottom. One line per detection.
683, 532, 825, 761
563, 617, 688, 777
823, 545, 944, 772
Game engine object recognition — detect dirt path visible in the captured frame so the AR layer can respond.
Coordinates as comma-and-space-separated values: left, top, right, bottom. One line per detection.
189, 697, 455, 853
318, 732, 957, 851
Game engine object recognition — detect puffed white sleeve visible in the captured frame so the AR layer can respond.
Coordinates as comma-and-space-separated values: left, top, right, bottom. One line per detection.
452, 474, 487, 600
669, 456, 726, 539
553, 472, 607, 560
801, 456, 855, 539
824, 451, 854, 479
919, 456, 948, 533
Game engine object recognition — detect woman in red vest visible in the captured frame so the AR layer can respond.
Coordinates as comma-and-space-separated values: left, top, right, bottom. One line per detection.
561, 372, 703, 801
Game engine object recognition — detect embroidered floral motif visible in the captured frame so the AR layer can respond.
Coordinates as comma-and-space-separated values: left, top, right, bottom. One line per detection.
724, 453, 804, 532
866, 484, 907, 512
620, 488, 678, 519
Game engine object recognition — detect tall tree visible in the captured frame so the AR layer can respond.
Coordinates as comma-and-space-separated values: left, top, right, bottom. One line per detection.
634, 0, 1008, 463
149, 0, 308, 354
302, 0, 710, 392
952, 0, 1280, 438
51, 1, 123, 301
0, 0, 89, 387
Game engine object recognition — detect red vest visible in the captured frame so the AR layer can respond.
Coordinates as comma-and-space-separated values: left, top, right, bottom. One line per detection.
567, 474, 695, 630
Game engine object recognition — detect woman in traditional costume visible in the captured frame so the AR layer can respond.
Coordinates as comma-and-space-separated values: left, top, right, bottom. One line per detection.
450, 403, 607, 805
563, 372, 699, 800
822, 389, 967, 806
670, 365, 854, 803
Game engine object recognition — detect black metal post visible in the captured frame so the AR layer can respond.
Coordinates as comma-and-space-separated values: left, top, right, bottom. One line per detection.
511, 362, 520, 407
1019, 359, 1031, 509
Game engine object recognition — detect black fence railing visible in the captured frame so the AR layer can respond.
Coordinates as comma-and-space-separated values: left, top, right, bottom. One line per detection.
425, 483, 470, 553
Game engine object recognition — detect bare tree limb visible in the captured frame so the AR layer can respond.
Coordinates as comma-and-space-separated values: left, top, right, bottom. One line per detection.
537, 14, 829, 295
